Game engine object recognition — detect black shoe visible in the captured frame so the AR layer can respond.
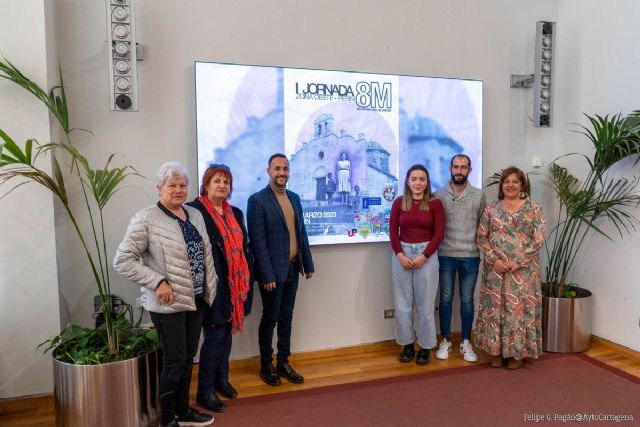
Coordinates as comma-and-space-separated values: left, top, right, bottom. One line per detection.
399, 344, 415, 363
196, 392, 227, 413
216, 379, 238, 399
161, 421, 179, 427
276, 362, 304, 384
416, 348, 431, 365
260, 363, 282, 386
175, 407, 214, 426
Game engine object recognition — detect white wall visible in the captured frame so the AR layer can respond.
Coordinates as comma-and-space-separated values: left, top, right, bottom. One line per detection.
6, 0, 640, 397
48, 0, 559, 361
0, 0, 61, 398
555, 0, 640, 351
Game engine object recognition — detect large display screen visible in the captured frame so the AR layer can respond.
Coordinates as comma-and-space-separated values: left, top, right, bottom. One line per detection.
195, 62, 482, 245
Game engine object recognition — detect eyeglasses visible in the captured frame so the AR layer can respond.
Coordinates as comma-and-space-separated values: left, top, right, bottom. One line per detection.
208, 163, 230, 171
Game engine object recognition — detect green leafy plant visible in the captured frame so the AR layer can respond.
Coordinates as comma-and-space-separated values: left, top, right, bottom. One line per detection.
0, 58, 156, 363
39, 314, 158, 364
544, 111, 640, 298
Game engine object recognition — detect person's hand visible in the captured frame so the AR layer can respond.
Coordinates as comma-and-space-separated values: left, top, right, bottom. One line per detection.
263, 281, 277, 291
507, 262, 521, 272
493, 259, 510, 274
397, 253, 415, 270
156, 281, 174, 304
305, 272, 314, 279
412, 254, 428, 269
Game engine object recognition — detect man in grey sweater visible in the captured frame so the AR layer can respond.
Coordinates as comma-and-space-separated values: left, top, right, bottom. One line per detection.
434, 154, 486, 362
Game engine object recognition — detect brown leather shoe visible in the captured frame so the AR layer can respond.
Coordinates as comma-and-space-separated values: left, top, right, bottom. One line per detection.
507, 358, 523, 370
490, 355, 504, 368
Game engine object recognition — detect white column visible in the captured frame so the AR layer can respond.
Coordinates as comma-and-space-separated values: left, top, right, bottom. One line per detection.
0, 0, 61, 397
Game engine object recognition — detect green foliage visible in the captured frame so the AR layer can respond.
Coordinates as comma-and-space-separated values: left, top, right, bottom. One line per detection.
544, 111, 640, 297
1, 57, 151, 362
0, 59, 69, 134
39, 315, 158, 364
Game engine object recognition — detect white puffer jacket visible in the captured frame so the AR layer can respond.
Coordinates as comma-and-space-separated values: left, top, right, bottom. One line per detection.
113, 204, 217, 313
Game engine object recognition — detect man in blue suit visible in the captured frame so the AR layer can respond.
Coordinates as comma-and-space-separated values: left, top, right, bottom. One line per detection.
247, 153, 315, 386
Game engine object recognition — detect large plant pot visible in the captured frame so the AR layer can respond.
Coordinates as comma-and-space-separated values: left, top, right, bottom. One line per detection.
53, 350, 160, 427
542, 288, 593, 352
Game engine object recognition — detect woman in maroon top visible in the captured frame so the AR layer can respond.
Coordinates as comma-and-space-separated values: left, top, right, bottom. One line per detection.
389, 164, 445, 365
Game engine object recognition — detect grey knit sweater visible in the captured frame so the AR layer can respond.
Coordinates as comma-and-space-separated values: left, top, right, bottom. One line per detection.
434, 182, 486, 258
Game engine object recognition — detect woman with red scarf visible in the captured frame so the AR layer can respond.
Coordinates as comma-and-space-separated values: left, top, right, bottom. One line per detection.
188, 164, 254, 413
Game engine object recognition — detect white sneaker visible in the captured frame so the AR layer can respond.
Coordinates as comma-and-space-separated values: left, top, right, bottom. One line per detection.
435, 338, 452, 360
460, 339, 478, 362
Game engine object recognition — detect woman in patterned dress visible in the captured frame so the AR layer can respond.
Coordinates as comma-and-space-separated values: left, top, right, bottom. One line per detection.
474, 167, 545, 370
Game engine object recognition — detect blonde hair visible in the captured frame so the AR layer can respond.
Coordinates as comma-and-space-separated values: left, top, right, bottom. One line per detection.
401, 164, 431, 211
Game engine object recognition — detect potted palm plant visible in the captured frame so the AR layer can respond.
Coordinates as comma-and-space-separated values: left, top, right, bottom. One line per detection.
542, 110, 640, 352
0, 58, 159, 426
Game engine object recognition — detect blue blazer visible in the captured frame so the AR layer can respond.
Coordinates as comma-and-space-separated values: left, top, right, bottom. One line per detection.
247, 185, 314, 285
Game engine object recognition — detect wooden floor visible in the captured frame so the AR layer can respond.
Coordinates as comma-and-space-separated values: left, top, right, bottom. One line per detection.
2, 335, 639, 426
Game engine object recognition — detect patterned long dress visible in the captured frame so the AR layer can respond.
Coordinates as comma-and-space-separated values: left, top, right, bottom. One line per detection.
474, 199, 546, 360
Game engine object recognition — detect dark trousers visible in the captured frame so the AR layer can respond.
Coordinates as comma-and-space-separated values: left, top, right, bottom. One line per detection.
150, 299, 205, 425
198, 322, 232, 395
258, 262, 300, 366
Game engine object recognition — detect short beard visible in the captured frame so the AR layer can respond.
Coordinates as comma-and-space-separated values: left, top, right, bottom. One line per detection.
451, 173, 468, 185
272, 177, 288, 189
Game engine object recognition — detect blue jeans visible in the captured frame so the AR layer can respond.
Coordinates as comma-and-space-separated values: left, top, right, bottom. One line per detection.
391, 242, 439, 349
438, 256, 480, 341
198, 322, 232, 395
258, 262, 300, 366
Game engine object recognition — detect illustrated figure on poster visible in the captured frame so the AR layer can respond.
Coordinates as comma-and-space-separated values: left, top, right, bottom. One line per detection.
337, 152, 351, 204
326, 172, 336, 206
351, 185, 361, 210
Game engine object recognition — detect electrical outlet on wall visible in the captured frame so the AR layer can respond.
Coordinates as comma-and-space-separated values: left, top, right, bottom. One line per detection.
384, 309, 395, 319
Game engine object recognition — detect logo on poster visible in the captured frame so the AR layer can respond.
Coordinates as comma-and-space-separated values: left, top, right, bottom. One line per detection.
383, 186, 396, 201
356, 81, 392, 112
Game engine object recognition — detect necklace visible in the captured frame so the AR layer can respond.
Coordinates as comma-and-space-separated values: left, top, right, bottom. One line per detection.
501, 198, 524, 214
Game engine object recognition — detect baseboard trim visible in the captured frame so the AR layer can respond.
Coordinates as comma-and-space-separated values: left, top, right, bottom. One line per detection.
590, 335, 640, 361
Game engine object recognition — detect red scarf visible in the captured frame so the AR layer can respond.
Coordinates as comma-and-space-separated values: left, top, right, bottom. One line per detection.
200, 196, 249, 334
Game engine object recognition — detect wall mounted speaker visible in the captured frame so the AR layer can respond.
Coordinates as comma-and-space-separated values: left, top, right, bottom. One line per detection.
106, 0, 138, 111
533, 21, 555, 127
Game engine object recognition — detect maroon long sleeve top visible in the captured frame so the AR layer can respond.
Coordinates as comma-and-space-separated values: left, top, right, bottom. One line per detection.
389, 197, 446, 258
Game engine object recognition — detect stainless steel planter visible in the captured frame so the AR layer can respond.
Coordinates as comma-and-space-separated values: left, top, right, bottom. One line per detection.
53, 351, 160, 427
542, 289, 593, 353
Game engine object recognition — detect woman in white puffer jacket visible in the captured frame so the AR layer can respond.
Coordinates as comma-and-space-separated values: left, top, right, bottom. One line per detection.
114, 162, 217, 427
